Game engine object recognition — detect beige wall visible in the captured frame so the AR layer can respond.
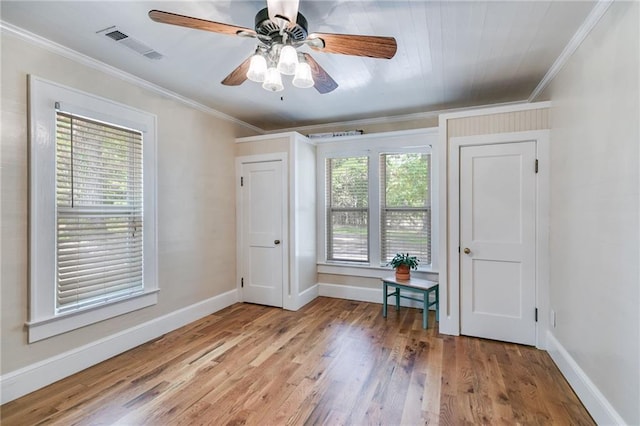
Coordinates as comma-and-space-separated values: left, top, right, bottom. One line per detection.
285, 107, 547, 139
1, 34, 257, 374
447, 108, 549, 138
283, 115, 439, 137
234, 136, 290, 157
318, 272, 438, 291
319, 274, 381, 289
546, 2, 639, 424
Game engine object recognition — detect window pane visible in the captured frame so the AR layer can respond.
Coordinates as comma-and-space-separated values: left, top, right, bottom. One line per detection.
57, 213, 143, 312
381, 209, 431, 263
326, 157, 369, 262
56, 113, 143, 209
328, 210, 368, 262
328, 157, 368, 208
381, 153, 431, 264
383, 153, 429, 207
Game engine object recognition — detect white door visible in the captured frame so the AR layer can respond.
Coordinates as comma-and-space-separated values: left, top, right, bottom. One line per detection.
240, 160, 285, 307
460, 141, 537, 345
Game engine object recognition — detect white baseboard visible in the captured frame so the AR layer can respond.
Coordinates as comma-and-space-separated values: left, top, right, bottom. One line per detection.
0, 289, 239, 404
318, 282, 434, 309
295, 284, 319, 310
546, 331, 626, 425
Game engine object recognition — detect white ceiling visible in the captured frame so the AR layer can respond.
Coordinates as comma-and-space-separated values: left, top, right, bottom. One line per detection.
1, 1, 597, 131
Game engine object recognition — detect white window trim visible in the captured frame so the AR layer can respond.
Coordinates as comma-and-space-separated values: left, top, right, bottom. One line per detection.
316, 128, 439, 273
28, 75, 158, 343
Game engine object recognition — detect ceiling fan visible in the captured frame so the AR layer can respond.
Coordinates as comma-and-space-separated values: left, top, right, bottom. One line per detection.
149, 0, 397, 94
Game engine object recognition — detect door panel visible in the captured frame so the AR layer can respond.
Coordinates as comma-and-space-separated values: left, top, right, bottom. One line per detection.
460, 141, 536, 345
472, 260, 522, 318
471, 154, 523, 242
241, 160, 284, 307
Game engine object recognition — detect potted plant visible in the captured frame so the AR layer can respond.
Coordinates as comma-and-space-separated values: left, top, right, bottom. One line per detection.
387, 253, 419, 280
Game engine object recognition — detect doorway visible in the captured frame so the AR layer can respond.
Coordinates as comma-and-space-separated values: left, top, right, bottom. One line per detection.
237, 156, 287, 307
449, 131, 550, 347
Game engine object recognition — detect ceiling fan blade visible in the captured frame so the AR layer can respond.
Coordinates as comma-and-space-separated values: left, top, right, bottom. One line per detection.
303, 53, 338, 94
221, 56, 252, 86
149, 10, 256, 37
307, 33, 397, 59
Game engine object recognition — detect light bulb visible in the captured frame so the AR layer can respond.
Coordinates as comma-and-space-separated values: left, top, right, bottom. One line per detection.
246, 54, 267, 83
262, 67, 284, 92
277, 45, 298, 75
292, 62, 314, 88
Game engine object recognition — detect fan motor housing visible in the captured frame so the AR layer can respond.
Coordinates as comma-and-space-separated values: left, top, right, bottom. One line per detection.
254, 7, 308, 42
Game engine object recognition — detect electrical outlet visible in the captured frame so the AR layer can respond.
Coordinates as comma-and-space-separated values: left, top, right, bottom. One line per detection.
550, 309, 557, 328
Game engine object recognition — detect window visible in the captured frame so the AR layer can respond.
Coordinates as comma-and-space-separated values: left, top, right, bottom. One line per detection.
380, 153, 431, 264
55, 112, 144, 313
317, 130, 437, 271
29, 76, 157, 342
326, 157, 369, 262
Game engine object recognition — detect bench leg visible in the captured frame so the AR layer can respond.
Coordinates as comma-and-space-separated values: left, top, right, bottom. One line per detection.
423, 291, 428, 329
435, 286, 439, 322
383, 282, 388, 318
395, 287, 400, 311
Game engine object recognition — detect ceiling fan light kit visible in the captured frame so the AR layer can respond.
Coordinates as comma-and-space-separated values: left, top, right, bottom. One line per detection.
263, 66, 285, 92
148, 0, 397, 95
277, 45, 298, 75
247, 43, 312, 92
247, 53, 268, 83
292, 61, 314, 89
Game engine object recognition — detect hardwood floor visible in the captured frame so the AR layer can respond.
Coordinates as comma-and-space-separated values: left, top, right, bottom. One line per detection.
1, 297, 594, 425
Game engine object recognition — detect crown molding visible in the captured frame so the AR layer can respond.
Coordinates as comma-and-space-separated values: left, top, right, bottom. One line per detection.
0, 21, 265, 135
438, 100, 551, 121
529, 0, 613, 101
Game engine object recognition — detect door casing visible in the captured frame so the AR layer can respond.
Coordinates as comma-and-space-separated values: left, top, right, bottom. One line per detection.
448, 130, 550, 349
236, 153, 289, 307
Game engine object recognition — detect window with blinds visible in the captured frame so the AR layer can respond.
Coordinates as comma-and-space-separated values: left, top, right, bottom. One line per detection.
380, 153, 431, 264
55, 112, 143, 313
326, 156, 369, 262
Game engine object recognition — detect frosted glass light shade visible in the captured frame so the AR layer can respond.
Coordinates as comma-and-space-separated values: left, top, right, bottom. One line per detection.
292, 62, 314, 88
277, 45, 298, 75
262, 67, 284, 92
246, 54, 267, 83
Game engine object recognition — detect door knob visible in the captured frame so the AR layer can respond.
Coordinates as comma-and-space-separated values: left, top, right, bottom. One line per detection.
274, 240, 281, 245
463, 247, 471, 254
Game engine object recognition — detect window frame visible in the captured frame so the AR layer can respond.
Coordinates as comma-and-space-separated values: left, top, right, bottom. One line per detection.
28, 76, 158, 343
316, 128, 439, 274
379, 152, 432, 265
326, 155, 370, 263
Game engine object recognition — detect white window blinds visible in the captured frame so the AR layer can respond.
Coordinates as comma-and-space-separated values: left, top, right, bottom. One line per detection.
56, 112, 144, 313
326, 156, 369, 262
380, 153, 431, 264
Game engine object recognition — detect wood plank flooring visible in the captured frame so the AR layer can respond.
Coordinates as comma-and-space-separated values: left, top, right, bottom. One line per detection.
1, 297, 594, 425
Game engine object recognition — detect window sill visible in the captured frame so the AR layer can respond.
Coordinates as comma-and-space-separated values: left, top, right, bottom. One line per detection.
317, 262, 438, 280
26, 289, 159, 343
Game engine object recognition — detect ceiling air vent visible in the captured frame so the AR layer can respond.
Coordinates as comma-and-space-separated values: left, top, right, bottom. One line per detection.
143, 51, 164, 60
105, 30, 128, 41
97, 26, 164, 60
